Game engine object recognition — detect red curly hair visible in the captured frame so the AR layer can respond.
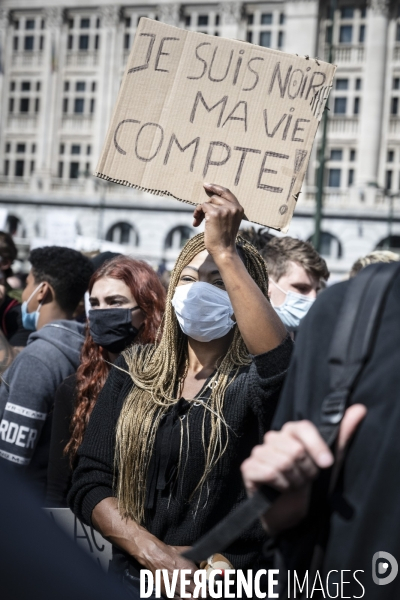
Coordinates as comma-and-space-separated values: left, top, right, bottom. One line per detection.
65, 256, 166, 461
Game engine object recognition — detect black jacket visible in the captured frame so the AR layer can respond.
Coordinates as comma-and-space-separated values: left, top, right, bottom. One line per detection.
68, 337, 293, 577
272, 270, 400, 599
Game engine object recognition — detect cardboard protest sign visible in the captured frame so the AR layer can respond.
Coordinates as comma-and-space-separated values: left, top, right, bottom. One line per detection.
96, 19, 336, 231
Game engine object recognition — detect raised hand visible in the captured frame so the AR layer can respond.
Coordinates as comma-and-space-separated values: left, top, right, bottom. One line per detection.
192, 183, 244, 258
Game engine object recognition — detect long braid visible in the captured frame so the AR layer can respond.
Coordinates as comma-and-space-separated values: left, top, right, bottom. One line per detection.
115, 233, 269, 523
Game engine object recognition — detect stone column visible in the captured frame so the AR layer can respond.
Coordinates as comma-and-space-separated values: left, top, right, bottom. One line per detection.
356, 0, 390, 189
157, 4, 180, 27
92, 5, 120, 185
284, 0, 319, 56
0, 10, 10, 178
218, 2, 243, 40
38, 7, 63, 193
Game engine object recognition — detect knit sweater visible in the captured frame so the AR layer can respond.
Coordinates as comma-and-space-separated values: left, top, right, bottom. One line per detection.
68, 336, 293, 577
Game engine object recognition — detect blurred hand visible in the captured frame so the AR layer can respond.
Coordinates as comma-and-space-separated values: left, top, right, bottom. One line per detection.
241, 404, 367, 536
192, 184, 244, 258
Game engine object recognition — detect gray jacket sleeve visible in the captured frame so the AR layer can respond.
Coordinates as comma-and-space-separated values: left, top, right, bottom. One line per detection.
0, 354, 56, 467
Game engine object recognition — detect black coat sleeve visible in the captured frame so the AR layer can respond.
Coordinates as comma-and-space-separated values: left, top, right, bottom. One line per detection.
45, 375, 76, 507
246, 335, 293, 432
67, 356, 131, 525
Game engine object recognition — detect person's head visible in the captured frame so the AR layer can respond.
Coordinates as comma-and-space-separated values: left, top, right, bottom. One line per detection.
261, 237, 329, 332
115, 232, 269, 523
87, 256, 166, 351
349, 250, 399, 278
238, 227, 274, 252
66, 257, 166, 462
21, 246, 94, 331
0, 231, 17, 281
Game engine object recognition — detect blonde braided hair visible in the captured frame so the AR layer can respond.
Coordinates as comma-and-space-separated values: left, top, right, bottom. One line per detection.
115, 232, 269, 523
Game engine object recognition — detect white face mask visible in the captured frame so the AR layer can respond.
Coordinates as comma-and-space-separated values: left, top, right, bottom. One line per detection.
171, 281, 235, 343
270, 279, 315, 332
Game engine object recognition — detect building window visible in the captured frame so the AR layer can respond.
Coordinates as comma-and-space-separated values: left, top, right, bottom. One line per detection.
74, 98, 84, 113
278, 31, 284, 49
9, 98, 14, 113
341, 7, 354, 19
106, 222, 139, 245
334, 97, 347, 114
355, 78, 362, 90
330, 149, 343, 161
15, 160, 25, 177
164, 225, 194, 250
13, 36, 18, 51
328, 168, 341, 187
60, 144, 65, 154
339, 25, 353, 44
308, 231, 343, 258
391, 97, 399, 116
58, 162, 63, 178
24, 36, 34, 51
63, 98, 68, 113
26, 19, 35, 30
336, 78, 348, 90
71, 144, 81, 155
76, 81, 85, 91
350, 149, 356, 162
359, 24, 365, 43
21, 81, 31, 91
20, 98, 30, 113
353, 97, 360, 115
348, 169, 354, 186
279, 13, 285, 25
261, 13, 273, 25
79, 35, 89, 50
69, 162, 79, 179
87, 145, 91, 155
198, 15, 209, 26
393, 78, 400, 90
396, 23, 400, 42
260, 31, 272, 47
16, 143, 26, 153
80, 18, 90, 28
387, 150, 395, 162
386, 170, 393, 190
5, 143, 11, 153
68, 35, 73, 50
35, 98, 40, 112
4, 161, 10, 176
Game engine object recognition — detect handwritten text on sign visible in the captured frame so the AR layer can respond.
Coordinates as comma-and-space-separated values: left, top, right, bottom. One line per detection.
96, 19, 335, 230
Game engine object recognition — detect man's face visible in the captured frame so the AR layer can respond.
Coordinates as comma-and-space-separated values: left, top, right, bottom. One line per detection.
269, 261, 322, 307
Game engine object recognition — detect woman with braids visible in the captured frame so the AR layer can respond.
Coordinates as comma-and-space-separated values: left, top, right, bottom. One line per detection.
68, 184, 292, 595
46, 256, 165, 506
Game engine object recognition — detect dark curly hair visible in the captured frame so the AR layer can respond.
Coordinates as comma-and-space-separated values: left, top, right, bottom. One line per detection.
29, 246, 94, 313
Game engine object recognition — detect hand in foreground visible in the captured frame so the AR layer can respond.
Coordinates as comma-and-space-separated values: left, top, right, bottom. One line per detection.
142, 541, 198, 598
193, 183, 244, 257
240, 404, 367, 536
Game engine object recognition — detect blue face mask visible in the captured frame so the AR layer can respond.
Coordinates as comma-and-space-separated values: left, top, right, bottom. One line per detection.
21, 283, 44, 331
270, 279, 315, 332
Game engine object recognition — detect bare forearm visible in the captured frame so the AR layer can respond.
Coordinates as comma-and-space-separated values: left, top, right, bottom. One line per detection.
92, 497, 159, 569
215, 251, 286, 355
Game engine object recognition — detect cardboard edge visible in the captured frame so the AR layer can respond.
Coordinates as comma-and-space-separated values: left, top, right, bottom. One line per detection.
94, 172, 283, 232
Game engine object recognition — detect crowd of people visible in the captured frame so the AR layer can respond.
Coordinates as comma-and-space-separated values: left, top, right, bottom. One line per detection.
0, 184, 399, 599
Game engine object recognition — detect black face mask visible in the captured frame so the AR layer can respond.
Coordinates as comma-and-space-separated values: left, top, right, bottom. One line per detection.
88, 308, 141, 353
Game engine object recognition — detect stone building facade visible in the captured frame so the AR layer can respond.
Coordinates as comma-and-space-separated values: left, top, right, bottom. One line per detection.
0, 0, 399, 277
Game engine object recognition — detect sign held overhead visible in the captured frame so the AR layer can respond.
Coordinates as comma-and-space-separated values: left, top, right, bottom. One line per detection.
96, 18, 336, 231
